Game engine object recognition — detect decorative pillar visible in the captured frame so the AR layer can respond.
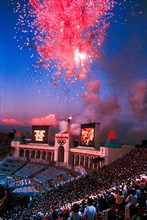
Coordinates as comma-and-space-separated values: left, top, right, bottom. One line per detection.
23, 149, 26, 157
78, 155, 80, 166
40, 151, 43, 160
74, 154, 76, 165
29, 150, 31, 159
30, 150, 32, 159
83, 155, 86, 167
46, 151, 48, 161
51, 151, 54, 161
88, 157, 91, 169
102, 160, 104, 167
80, 155, 83, 166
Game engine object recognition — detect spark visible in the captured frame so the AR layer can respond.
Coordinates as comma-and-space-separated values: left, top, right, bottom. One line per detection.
13, 0, 115, 85
12, 0, 144, 87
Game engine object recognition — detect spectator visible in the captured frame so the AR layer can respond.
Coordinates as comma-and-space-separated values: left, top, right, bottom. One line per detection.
113, 189, 124, 211
84, 198, 97, 220
135, 185, 142, 199
126, 189, 138, 205
69, 203, 82, 220
52, 208, 59, 220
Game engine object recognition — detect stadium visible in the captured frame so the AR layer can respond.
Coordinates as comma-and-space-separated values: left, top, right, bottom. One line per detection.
0, 120, 146, 220
1, 0, 146, 219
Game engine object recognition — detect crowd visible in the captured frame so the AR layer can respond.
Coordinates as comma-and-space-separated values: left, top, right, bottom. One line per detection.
0, 146, 146, 220
0, 133, 12, 160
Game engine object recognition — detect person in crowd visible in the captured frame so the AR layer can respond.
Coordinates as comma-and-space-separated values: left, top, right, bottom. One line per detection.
113, 189, 124, 211
135, 185, 142, 200
84, 198, 97, 220
52, 207, 59, 220
122, 182, 131, 198
126, 189, 138, 205
69, 203, 82, 220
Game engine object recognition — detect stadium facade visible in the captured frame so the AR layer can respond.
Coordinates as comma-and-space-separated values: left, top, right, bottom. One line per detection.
11, 121, 135, 170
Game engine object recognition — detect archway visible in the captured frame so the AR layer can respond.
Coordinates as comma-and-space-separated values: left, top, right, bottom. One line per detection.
47, 152, 51, 161
26, 150, 30, 159
58, 145, 64, 163
42, 151, 46, 160
31, 150, 35, 159
20, 149, 24, 157
36, 151, 41, 159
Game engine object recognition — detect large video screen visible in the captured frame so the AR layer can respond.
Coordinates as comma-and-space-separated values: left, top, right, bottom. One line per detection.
80, 123, 95, 146
32, 126, 50, 144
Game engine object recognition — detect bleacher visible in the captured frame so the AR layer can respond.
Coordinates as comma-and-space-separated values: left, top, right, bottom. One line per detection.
33, 166, 67, 184
14, 162, 47, 178
0, 157, 27, 176
0, 158, 77, 193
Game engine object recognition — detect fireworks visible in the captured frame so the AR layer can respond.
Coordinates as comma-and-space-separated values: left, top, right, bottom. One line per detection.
12, 0, 145, 88
13, 0, 115, 85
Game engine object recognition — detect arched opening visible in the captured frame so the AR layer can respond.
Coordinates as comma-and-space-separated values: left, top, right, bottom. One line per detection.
76, 154, 79, 165
20, 149, 24, 157
58, 145, 64, 163
26, 150, 30, 159
80, 155, 84, 166
48, 152, 51, 161
36, 151, 41, 159
31, 150, 35, 159
72, 154, 74, 165
42, 151, 46, 160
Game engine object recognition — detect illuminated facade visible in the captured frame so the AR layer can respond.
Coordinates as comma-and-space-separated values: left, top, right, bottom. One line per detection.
11, 123, 135, 169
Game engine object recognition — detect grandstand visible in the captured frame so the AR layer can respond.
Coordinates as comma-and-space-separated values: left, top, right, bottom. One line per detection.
0, 157, 27, 176
0, 156, 82, 195
0, 124, 146, 219
0, 146, 146, 219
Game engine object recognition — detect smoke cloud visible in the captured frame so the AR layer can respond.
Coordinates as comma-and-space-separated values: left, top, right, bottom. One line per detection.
128, 79, 147, 121
29, 114, 58, 126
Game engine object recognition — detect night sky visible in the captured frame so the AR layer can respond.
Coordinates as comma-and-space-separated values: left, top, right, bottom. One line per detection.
0, 0, 147, 144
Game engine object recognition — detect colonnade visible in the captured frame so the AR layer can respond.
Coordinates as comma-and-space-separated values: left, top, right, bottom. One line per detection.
17, 147, 104, 171
72, 153, 104, 170
19, 149, 54, 161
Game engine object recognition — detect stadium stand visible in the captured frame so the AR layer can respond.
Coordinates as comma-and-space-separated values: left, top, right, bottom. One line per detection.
0, 147, 146, 219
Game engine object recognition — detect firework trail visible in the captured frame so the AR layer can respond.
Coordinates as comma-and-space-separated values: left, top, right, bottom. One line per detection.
14, 0, 115, 85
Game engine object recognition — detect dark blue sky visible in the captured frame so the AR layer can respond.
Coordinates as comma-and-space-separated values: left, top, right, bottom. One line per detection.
0, 0, 147, 144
